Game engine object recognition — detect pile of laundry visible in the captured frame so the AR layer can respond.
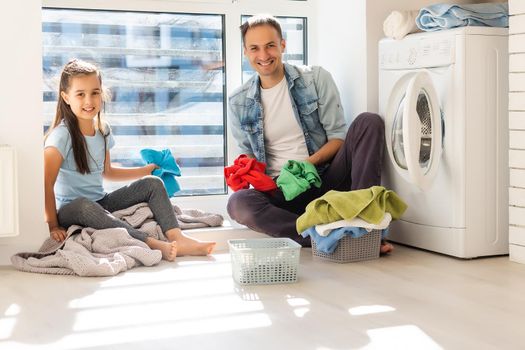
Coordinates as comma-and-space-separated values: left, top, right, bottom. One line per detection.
383, 2, 509, 40
296, 186, 407, 254
11, 203, 223, 276
225, 155, 321, 201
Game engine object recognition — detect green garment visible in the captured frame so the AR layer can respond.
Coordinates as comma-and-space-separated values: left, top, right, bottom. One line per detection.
276, 160, 322, 201
296, 186, 408, 233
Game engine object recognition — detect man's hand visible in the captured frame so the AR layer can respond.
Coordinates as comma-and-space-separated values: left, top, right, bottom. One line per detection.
306, 139, 344, 166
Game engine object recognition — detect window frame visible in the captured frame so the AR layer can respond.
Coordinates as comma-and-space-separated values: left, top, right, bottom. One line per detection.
42, 0, 316, 215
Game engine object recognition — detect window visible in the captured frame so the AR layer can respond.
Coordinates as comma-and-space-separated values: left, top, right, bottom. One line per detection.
42, 3, 313, 201
42, 8, 226, 196
241, 16, 307, 82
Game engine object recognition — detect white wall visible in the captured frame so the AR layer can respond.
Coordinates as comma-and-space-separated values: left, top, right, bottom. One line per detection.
508, 0, 525, 264
0, 1, 47, 263
314, 0, 367, 124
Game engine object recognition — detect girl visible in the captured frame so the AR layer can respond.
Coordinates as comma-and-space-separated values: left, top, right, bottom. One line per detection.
44, 59, 215, 261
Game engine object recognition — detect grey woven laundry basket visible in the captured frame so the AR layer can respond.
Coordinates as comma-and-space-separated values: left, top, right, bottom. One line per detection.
311, 229, 382, 263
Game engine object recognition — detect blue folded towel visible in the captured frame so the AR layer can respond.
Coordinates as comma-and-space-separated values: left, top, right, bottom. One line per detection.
301, 226, 388, 254
416, 3, 509, 31
140, 148, 181, 197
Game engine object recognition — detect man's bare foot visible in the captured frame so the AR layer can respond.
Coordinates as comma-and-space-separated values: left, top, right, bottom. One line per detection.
165, 228, 216, 256
380, 240, 394, 255
146, 238, 177, 261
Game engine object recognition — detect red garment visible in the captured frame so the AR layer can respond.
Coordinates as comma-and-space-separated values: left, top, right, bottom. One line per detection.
224, 154, 277, 192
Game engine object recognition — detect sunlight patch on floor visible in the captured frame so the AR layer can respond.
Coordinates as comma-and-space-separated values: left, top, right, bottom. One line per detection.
0, 304, 20, 340
292, 307, 310, 318
286, 297, 310, 307
4, 304, 21, 316
71, 293, 265, 332
348, 305, 395, 316
68, 276, 235, 309
0, 313, 272, 350
365, 325, 442, 349
94, 254, 232, 288
0, 318, 17, 340
286, 296, 311, 318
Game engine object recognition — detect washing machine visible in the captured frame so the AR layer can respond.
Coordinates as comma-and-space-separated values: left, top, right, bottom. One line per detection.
378, 27, 509, 258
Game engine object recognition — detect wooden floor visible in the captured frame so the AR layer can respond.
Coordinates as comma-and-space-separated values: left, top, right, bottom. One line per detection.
1, 244, 525, 350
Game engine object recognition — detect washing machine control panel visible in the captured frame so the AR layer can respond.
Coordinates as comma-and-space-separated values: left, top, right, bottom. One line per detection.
379, 34, 455, 69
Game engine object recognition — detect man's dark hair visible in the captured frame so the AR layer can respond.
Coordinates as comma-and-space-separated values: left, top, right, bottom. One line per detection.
240, 14, 283, 46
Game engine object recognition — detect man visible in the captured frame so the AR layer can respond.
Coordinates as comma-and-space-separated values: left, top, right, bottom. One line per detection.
227, 14, 390, 252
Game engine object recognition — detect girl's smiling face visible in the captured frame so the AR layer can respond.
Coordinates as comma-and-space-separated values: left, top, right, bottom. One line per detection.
60, 73, 102, 121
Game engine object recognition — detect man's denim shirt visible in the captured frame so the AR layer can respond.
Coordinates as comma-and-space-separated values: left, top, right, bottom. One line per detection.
228, 63, 348, 168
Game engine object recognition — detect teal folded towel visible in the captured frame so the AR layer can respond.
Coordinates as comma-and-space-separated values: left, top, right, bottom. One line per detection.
140, 148, 181, 197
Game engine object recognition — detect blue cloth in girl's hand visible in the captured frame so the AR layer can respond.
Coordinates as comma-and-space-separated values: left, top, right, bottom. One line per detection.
140, 148, 181, 197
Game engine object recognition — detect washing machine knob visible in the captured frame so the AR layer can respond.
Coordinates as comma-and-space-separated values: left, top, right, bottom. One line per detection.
408, 47, 417, 65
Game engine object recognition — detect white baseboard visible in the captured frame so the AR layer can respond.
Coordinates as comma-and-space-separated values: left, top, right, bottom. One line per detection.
510, 244, 525, 264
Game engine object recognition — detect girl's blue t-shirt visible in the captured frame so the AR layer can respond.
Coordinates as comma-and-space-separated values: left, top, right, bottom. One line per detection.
45, 124, 115, 209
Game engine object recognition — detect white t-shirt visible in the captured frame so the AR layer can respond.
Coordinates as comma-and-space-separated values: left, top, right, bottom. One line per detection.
261, 77, 309, 177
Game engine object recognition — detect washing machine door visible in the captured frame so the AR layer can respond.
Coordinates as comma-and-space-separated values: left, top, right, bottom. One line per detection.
387, 71, 442, 191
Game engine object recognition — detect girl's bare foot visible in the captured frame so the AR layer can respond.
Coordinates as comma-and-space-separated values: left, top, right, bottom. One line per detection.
165, 228, 216, 256
146, 238, 177, 261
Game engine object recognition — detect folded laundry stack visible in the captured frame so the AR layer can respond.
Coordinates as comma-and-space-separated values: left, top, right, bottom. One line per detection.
383, 3, 509, 40
11, 202, 224, 276
416, 2, 509, 31
383, 10, 421, 40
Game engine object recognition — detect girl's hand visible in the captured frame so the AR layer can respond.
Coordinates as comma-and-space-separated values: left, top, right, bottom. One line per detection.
50, 226, 67, 242
146, 163, 160, 174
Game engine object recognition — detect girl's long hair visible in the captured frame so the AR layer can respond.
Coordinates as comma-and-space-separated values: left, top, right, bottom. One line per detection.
46, 59, 110, 174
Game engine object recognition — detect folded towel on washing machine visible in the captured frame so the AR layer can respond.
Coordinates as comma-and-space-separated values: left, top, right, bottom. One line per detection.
383, 10, 422, 40
416, 3, 509, 31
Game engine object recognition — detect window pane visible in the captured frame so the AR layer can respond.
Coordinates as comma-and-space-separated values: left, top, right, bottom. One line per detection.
42, 8, 226, 196
241, 16, 306, 82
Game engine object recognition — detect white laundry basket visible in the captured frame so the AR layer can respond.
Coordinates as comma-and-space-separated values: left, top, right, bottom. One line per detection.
228, 238, 301, 285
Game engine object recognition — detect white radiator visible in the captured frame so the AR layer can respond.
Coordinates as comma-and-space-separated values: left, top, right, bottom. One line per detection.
0, 145, 19, 237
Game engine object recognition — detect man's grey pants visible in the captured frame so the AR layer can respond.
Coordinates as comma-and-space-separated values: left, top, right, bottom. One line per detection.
227, 112, 385, 246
